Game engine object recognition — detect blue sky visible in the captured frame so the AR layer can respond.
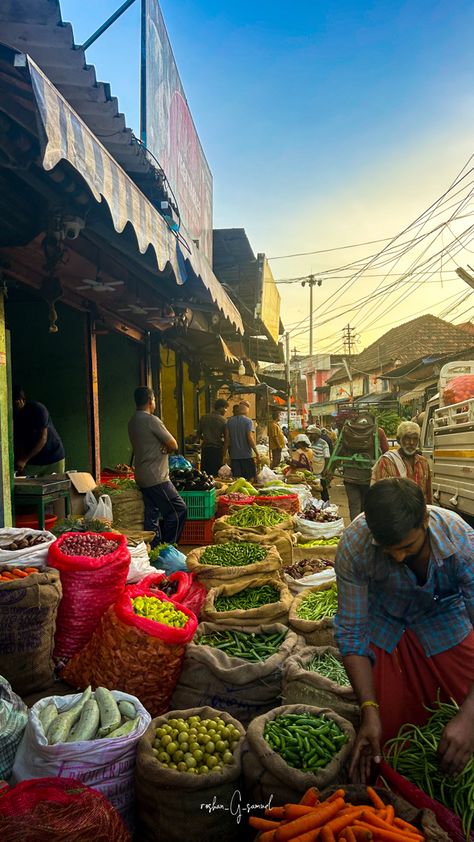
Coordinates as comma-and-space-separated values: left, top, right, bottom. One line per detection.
60, 0, 474, 353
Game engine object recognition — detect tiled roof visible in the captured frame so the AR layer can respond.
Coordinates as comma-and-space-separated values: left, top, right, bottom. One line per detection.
327, 315, 474, 383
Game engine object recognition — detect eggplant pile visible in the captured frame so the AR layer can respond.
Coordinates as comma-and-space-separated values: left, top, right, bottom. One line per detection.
301, 505, 339, 523
171, 465, 215, 492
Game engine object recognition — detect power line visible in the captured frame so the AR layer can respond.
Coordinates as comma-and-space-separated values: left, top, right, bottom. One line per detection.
268, 236, 393, 260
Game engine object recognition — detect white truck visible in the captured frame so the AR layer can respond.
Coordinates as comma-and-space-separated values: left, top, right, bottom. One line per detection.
421, 361, 474, 520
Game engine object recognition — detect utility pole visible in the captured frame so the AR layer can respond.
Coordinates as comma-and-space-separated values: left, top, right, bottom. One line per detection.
342, 324, 356, 400
285, 331, 291, 430
301, 275, 322, 358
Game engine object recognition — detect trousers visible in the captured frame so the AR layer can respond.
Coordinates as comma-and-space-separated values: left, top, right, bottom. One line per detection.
344, 481, 369, 521
140, 480, 187, 546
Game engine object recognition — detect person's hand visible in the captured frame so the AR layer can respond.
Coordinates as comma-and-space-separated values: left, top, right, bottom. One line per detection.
15, 459, 26, 472
438, 708, 474, 777
349, 707, 382, 783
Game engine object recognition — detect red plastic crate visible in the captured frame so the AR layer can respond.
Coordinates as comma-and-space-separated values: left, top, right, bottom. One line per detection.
178, 518, 215, 546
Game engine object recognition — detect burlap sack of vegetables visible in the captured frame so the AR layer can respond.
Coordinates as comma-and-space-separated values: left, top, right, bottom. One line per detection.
170, 622, 300, 725
135, 706, 245, 842
213, 516, 294, 565
185, 542, 283, 590
319, 785, 450, 842
242, 703, 355, 805
293, 542, 338, 562
282, 645, 360, 728
104, 488, 145, 532
288, 581, 337, 646
0, 567, 62, 696
62, 586, 197, 716
201, 576, 293, 628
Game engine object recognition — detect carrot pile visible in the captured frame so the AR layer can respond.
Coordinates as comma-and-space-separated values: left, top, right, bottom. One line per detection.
0, 566, 40, 582
248, 786, 426, 842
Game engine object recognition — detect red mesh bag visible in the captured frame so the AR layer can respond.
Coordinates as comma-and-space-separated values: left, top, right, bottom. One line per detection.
254, 494, 300, 514
0, 777, 131, 841
48, 532, 130, 662
138, 571, 207, 617
62, 587, 197, 715
442, 374, 474, 406
217, 495, 255, 516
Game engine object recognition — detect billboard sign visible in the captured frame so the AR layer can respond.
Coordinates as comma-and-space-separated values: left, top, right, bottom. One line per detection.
141, 0, 213, 262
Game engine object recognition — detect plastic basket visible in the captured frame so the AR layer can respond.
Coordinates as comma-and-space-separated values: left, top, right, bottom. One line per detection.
178, 518, 215, 546
180, 488, 216, 520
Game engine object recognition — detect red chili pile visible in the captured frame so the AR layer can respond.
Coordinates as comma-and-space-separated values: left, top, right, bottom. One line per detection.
60, 534, 119, 557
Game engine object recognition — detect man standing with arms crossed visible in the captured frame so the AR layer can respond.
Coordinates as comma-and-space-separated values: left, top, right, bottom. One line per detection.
128, 387, 187, 547
224, 400, 260, 481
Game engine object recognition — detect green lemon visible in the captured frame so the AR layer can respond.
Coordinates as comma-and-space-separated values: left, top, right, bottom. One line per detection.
205, 741, 215, 754
223, 751, 233, 764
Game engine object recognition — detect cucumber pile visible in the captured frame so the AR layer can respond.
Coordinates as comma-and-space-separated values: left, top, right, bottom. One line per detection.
39, 686, 141, 744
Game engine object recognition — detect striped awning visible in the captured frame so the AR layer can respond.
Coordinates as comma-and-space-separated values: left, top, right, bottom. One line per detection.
25, 56, 243, 333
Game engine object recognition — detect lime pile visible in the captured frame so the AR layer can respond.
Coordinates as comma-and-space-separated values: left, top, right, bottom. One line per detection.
152, 715, 241, 774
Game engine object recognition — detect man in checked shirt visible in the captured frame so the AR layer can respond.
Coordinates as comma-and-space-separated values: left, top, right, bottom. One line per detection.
334, 477, 474, 782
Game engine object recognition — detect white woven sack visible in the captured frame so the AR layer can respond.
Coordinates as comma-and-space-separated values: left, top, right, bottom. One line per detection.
293, 515, 344, 539
126, 541, 157, 582
0, 675, 28, 780
285, 567, 337, 594
0, 528, 56, 564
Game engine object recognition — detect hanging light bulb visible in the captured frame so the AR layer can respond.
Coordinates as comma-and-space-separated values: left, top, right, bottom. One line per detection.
238, 359, 246, 376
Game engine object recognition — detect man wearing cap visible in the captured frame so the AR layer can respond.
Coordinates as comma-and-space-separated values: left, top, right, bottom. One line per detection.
371, 420, 432, 502
268, 408, 285, 468
196, 398, 229, 476
224, 400, 260, 481
307, 425, 331, 501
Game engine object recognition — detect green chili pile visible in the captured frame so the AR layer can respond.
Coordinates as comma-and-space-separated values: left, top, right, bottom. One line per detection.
215, 585, 280, 612
305, 652, 350, 686
200, 542, 267, 567
197, 628, 287, 661
264, 712, 347, 771
385, 697, 474, 839
299, 537, 340, 547
227, 504, 290, 528
296, 584, 338, 621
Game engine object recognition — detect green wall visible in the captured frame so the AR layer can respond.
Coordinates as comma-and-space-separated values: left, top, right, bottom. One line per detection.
7, 299, 90, 470
97, 331, 142, 468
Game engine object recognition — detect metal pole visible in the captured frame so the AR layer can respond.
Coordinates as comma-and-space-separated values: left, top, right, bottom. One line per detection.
285, 331, 291, 431
309, 278, 314, 357
79, 0, 139, 52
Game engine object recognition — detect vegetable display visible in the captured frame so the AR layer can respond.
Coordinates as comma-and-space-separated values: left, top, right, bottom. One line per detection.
53, 516, 115, 536
0, 534, 49, 551
226, 478, 258, 495
95, 479, 137, 495
0, 566, 41, 581
385, 697, 474, 839
59, 533, 120, 558
305, 652, 351, 687
299, 537, 340, 547
227, 504, 290, 527
197, 628, 288, 662
152, 714, 241, 774
263, 712, 347, 772
170, 466, 215, 492
300, 506, 340, 523
258, 488, 293, 497
247, 785, 426, 841
285, 558, 334, 580
296, 584, 338, 621
200, 541, 267, 567
214, 584, 280, 612
222, 492, 255, 502
132, 595, 188, 628
147, 576, 179, 597
39, 686, 140, 745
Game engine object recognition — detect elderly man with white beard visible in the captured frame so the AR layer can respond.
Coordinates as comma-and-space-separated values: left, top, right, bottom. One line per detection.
370, 420, 432, 503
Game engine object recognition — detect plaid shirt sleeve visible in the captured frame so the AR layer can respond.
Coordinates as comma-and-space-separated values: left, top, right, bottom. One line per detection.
334, 524, 372, 657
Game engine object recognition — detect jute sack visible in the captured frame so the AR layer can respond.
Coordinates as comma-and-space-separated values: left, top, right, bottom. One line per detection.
170, 622, 300, 725
282, 646, 360, 729
289, 582, 337, 646
135, 706, 245, 842
0, 567, 62, 696
242, 703, 355, 805
320, 785, 450, 842
293, 543, 338, 562
186, 543, 283, 590
213, 517, 294, 565
109, 489, 145, 532
202, 576, 293, 628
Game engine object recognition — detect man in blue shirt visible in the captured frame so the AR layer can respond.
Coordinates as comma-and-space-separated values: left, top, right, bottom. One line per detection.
335, 477, 474, 782
13, 385, 65, 475
223, 400, 260, 481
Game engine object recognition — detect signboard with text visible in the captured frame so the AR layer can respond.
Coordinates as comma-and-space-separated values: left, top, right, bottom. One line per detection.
141, 0, 213, 262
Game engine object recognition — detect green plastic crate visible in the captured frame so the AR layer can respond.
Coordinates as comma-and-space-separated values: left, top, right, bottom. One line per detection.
179, 487, 216, 520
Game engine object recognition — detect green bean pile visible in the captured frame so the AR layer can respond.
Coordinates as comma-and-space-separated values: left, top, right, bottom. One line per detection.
227, 504, 290, 528
197, 628, 287, 661
305, 652, 350, 686
296, 584, 338, 621
200, 542, 267, 567
264, 712, 347, 771
214, 585, 280, 612
385, 697, 474, 838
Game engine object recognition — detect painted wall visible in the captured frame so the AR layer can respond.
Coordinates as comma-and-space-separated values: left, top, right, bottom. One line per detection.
97, 331, 142, 469
7, 299, 90, 470
160, 345, 177, 437
183, 362, 197, 436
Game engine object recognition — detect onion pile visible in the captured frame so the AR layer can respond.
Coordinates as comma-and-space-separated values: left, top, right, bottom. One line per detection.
60, 534, 119, 557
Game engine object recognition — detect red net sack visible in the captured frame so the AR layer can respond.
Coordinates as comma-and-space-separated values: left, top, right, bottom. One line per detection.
255, 494, 300, 514
442, 374, 474, 406
62, 587, 197, 716
48, 532, 130, 662
217, 495, 255, 516
0, 777, 131, 842
138, 571, 207, 617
